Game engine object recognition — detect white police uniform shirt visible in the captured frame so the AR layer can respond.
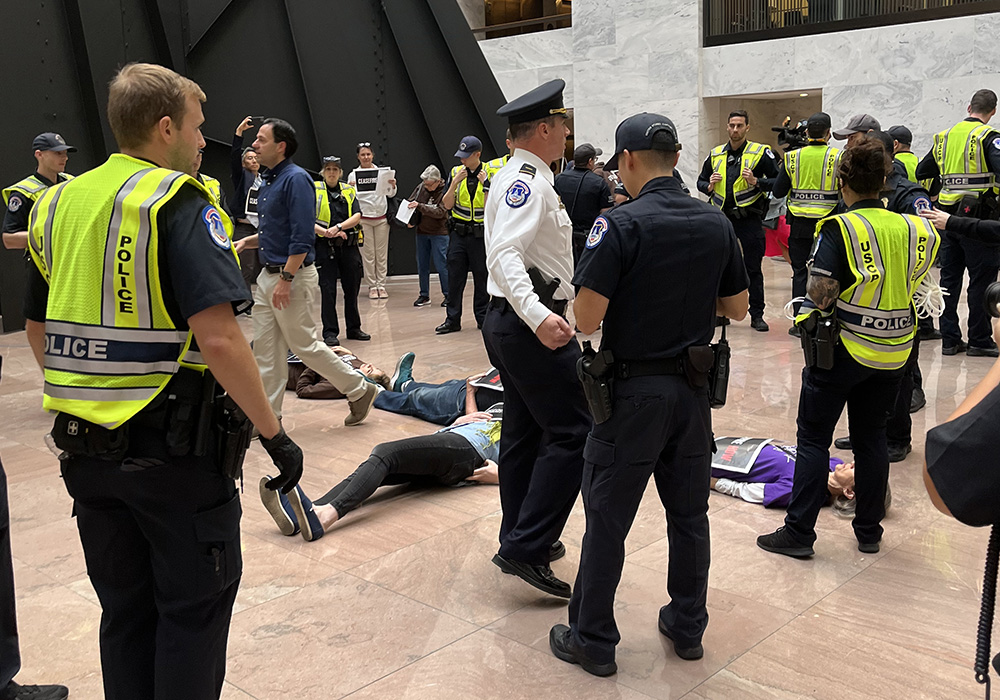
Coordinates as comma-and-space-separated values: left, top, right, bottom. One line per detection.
485, 148, 574, 332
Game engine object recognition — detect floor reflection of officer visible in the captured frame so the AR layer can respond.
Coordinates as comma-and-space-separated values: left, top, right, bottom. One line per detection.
698, 110, 778, 332
231, 117, 264, 290
553, 143, 614, 267
22, 63, 303, 700
548, 113, 749, 676
314, 156, 368, 346
758, 135, 939, 559
483, 79, 590, 599
771, 113, 840, 332
916, 89, 1000, 357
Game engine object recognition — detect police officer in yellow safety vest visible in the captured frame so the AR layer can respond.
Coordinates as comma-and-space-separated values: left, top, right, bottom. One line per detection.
193, 147, 228, 213
916, 88, 1000, 357
697, 110, 779, 332
772, 113, 841, 326
2, 133, 76, 251
886, 125, 922, 185
437, 135, 491, 334
314, 155, 368, 346
22, 62, 304, 700
757, 135, 939, 560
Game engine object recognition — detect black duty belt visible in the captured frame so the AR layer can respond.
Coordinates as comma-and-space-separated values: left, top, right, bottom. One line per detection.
490, 295, 567, 317
614, 357, 685, 379
264, 260, 314, 274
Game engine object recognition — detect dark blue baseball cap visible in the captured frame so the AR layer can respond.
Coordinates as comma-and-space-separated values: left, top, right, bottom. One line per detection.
33, 132, 76, 153
604, 113, 681, 171
454, 136, 483, 158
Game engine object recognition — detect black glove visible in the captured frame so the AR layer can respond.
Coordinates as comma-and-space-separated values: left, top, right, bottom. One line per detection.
260, 429, 303, 494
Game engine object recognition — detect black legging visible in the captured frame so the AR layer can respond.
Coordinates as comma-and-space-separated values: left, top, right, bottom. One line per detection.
314, 432, 484, 518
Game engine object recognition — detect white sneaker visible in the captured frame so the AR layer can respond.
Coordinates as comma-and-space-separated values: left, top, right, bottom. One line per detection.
378, 287, 389, 299
368, 288, 379, 299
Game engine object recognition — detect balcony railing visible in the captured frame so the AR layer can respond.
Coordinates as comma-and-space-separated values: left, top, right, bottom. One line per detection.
472, 13, 571, 39
705, 0, 1000, 45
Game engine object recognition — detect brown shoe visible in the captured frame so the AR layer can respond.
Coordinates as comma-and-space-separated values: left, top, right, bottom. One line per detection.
345, 382, 378, 426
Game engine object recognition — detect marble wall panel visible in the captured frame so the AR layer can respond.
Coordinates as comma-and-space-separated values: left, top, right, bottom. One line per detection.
454, 0, 484, 30
879, 17, 975, 83
494, 68, 540, 101
974, 14, 1000, 76
702, 36, 797, 97
572, 0, 617, 60
615, 0, 699, 57
649, 44, 702, 99
574, 55, 650, 112
478, 28, 573, 72
792, 27, 885, 87
537, 64, 575, 104
572, 103, 617, 151
821, 81, 925, 139
640, 97, 702, 176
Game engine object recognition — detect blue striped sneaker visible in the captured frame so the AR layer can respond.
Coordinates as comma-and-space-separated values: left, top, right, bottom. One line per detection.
285, 483, 325, 542
259, 476, 299, 536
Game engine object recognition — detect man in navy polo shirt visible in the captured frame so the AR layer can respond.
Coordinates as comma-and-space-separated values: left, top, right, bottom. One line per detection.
236, 118, 377, 426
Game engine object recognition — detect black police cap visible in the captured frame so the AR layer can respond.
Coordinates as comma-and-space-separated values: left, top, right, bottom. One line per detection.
496, 79, 567, 125
887, 125, 912, 145
604, 113, 681, 171
33, 132, 76, 153
806, 112, 832, 131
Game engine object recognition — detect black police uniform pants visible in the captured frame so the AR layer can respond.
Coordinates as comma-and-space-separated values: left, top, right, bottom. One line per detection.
314, 432, 483, 518
233, 221, 261, 293
939, 219, 1000, 349
886, 336, 920, 448
784, 347, 904, 546
61, 449, 241, 700
568, 375, 713, 664
317, 244, 363, 341
0, 456, 20, 690
787, 213, 819, 312
481, 302, 590, 565
730, 216, 766, 319
446, 232, 489, 327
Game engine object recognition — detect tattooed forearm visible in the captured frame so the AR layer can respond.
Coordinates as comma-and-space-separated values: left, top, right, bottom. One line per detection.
807, 275, 840, 310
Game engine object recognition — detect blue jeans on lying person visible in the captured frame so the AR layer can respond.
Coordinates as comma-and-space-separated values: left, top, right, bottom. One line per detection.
373, 380, 466, 425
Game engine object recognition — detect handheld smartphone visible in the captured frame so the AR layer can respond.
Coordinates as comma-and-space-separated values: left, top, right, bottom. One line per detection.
249, 116, 266, 126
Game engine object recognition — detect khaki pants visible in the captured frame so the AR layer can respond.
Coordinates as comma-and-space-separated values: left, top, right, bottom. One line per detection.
360, 217, 390, 289
253, 265, 367, 417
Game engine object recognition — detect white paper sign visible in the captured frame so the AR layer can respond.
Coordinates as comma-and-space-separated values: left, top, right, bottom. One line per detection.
395, 199, 415, 224
375, 168, 395, 197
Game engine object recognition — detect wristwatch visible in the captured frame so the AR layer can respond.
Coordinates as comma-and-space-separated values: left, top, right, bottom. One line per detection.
279, 270, 295, 282
335, 223, 343, 232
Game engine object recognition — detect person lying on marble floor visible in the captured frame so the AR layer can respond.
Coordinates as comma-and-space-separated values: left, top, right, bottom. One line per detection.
711, 437, 863, 516
287, 351, 503, 425
258, 405, 513, 543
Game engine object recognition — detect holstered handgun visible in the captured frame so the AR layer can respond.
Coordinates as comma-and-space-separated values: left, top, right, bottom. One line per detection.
527, 267, 561, 313
215, 396, 253, 480
706, 322, 731, 408
577, 341, 614, 424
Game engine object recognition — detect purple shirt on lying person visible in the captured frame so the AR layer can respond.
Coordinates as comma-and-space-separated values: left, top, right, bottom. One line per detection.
710, 439, 843, 508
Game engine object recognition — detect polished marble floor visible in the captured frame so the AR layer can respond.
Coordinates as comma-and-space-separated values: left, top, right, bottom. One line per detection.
0, 259, 993, 699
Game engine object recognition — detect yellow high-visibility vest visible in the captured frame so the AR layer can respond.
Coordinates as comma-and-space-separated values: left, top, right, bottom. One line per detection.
932, 120, 997, 206
708, 141, 768, 209
450, 164, 487, 222
784, 144, 841, 219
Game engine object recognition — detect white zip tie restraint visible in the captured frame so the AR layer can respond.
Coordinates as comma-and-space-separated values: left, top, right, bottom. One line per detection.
784, 297, 807, 320
914, 276, 947, 319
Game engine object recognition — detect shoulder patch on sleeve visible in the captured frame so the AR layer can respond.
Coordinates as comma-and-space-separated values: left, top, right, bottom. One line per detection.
993, 136, 1000, 150
202, 206, 231, 250
7, 195, 22, 212
586, 216, 609, 249
518, 163, 537, 178
913, 197, 931, 214
505, 181, 531, 208
765, 148, 774, 160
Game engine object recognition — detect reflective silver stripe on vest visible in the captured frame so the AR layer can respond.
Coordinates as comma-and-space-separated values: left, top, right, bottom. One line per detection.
841, 216, 885, 308
39, 185, 64, 275
44, 382, 161, 403
836, 301, 913, 339
184, 350, 205, 365
45, 356, 179, 375
45, 320, 187, 343
840, 331, 912, 368
941, 173, 995, 190
102, 170, 186, 327
734, 187, 761, 204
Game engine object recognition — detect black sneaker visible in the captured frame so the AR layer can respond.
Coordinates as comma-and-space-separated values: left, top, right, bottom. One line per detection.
657, 610, 704, 660
968, 345, 1000, 357
942, 340, 967, 356
858, 540, 881, 554
756, 526, 814, 558
918, 327, 942, 341
549, 624, 617, 676
413, 296, 431, 307
888, 443, 912, 463
1, 682, 69, 700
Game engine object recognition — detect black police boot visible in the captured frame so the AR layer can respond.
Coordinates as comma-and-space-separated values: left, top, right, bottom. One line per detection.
323, 335, 340, 347
918, 327, 942, 341
1, 682, 69, 700
968, 344, 1000, 357
492, 553, 570, 598
657, 609, 704, 660
346, 329, 371, 341
788, 325, 801, 338
909, 387, 926, 413
942, 340, 967, 356
751, 316, 769, 332
549, 540, 566, 562
435, 320, 461, 334
834, 436, 852, 450
548, 624, 617, 677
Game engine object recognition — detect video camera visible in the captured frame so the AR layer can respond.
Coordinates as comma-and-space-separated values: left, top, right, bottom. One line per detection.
771, 116, 810, 152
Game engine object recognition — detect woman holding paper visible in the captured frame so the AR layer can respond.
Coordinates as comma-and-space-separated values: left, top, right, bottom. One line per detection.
406, 165, 450, 307
348, 142, 397, 298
